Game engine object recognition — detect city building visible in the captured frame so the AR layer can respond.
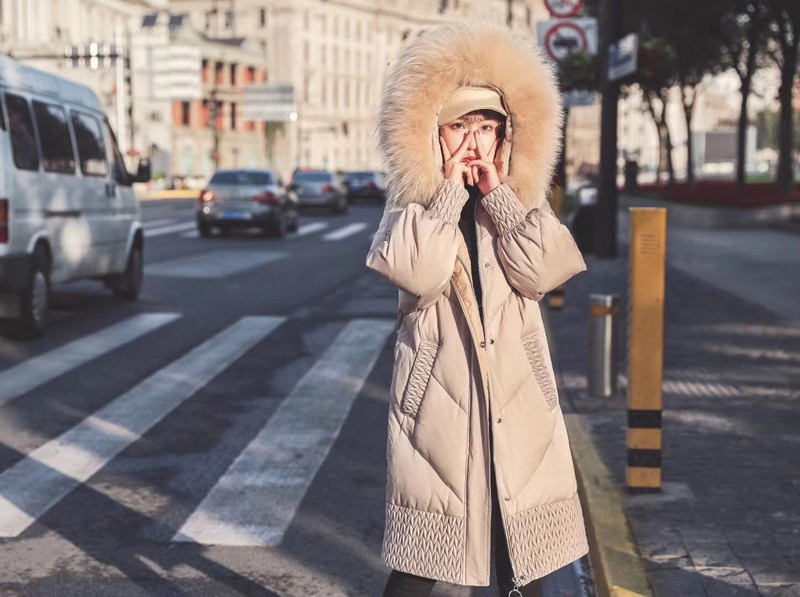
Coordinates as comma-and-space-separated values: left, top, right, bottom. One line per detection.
170, 0, 542, 179
133, 12, 268, 184
0, 0, 168, 154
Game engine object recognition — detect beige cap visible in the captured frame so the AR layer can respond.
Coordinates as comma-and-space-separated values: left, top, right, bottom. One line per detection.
437, 86, 508, 125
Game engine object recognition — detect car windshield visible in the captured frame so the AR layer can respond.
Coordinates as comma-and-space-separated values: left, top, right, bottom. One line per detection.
210, 171, 273, 185
293, 171, 332, 183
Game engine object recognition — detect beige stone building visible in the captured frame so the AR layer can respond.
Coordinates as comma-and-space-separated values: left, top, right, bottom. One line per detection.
132, 12, 269, 182
169, 0, 543, 179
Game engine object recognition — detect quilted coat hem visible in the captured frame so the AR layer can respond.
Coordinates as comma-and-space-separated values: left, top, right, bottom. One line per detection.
382, 502, 466, 585
506, 493, 589, 583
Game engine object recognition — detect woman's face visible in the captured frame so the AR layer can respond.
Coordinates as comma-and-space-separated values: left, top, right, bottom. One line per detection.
439, 114, 503, 164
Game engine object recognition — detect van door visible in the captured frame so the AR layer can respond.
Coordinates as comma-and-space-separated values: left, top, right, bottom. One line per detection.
29, 98, 88, 279
102, 119, 136, 274
69, 109, 117, 275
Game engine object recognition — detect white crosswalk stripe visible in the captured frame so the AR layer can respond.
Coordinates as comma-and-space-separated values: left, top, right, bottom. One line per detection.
0, 316, 285, 538
294, 222, 329, 237
143, 218, 178, 230
322, 222, 368, 241
181, 230, 199, 238
146, 250, 286, 278
0, 313, 181, 407
174, 318, 394, 546
144, 222, 196, 238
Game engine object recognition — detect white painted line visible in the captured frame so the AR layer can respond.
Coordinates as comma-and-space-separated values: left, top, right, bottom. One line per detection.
294, 222, 329, 237
143, 218, 178, 230
0, 316, 285, 538
146, 250, 286, 278
174, 318, 394, 546
181, 230, 199, 239
322, 222, 368, 241
144, 222, 197, 238
0, 313, 181, 407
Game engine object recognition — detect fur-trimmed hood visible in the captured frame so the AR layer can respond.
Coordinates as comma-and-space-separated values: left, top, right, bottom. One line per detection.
377, 20, 563, 211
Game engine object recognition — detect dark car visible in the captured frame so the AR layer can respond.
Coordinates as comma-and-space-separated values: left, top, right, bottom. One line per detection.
196, 169, 299, 238
291, 170, 348, 214
344, 171, 386, 203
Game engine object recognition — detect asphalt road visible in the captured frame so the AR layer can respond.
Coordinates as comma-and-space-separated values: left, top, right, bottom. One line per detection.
0, 198, 592, 596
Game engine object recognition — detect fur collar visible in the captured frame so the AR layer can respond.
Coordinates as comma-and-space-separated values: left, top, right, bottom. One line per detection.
376, 20, 563, 211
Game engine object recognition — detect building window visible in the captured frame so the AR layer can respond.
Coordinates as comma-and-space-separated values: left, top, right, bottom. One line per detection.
303, 10, 309, 31
304, 76, 309, 103
181, 101, 191, 126
333, 15, 338, 36
230, 63, 237, 86
215, 62, 224, 85
304, 41, 309, 64
260, 8, 267, 27
230, 102, 237, 130
225, 10, 234, 29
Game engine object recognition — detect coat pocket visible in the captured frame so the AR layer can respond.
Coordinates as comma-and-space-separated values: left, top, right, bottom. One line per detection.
522, 331, 558, 409
400, 340, 439, 418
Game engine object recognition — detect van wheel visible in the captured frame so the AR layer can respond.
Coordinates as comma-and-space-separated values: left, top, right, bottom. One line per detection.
113, 245, 143, 301
17, 249, 50, 338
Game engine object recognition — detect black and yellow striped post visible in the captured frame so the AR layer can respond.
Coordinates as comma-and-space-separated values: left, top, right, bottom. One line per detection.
627, 208, 667, 492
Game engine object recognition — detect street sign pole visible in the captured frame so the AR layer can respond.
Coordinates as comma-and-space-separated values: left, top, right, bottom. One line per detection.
597, 0, 620, 259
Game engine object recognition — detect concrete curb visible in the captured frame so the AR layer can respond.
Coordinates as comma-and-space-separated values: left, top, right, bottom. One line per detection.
619, 193, 800, 229
565, 414, 653, 597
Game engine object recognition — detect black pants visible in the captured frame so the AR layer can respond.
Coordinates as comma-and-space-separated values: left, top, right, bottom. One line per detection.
382, 474, 544, 597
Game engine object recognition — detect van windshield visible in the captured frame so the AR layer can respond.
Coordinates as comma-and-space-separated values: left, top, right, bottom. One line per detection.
293, 172, 332, 183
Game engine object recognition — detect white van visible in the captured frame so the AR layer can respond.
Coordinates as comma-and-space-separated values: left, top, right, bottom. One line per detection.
0, 56, 149, 337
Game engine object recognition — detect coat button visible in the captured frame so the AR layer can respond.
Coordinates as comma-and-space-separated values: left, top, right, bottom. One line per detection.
504, 497, 511, 502
480, 341, 486, 348
484, 262, 491, 268
489, 339, 495, 345
497, 418, 502, 423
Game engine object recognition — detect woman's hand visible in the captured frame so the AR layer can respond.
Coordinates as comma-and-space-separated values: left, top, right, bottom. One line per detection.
469, 131, 503, 196
441, 133, 477, 188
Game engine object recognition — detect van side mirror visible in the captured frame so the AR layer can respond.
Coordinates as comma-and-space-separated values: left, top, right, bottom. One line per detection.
135, 158, 151, 183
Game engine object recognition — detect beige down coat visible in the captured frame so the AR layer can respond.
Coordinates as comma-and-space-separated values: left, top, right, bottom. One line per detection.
366, 21, 589, 587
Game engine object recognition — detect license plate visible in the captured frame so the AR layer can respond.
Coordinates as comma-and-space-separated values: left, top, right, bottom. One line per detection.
219, 211, 251, 220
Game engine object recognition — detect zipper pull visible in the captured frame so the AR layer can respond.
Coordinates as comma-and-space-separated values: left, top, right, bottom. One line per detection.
508, 576, 523, 597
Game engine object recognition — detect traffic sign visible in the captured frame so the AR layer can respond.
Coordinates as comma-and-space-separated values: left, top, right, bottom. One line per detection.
608, 33, 639, 81
150, 45, 203, 101
243, 84, 297, 122
537, 18, 598, 62
545, 0, 583, 18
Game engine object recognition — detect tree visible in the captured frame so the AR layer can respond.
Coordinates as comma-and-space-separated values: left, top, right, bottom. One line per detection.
764, 0, 800, 194
636, 38, 678, 186
635, 0, 726, 186
720, 0, 770, 189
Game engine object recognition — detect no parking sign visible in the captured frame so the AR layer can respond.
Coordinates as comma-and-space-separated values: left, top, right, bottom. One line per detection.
536, 18, 598, 62
544, 0, 584, 18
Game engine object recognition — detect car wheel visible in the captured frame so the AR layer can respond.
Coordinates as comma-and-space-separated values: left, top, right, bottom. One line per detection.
113, 244, 143, 301
267, 215, 287, 238
198, 220, 212, 238
287, 212, 299, 233
17, 247, 50, 338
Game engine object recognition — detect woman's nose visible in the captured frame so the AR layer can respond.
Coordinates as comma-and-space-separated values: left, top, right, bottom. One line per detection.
465, 131, 477, 149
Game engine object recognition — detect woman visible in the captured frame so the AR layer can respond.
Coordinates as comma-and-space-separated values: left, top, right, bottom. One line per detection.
366, 21, 589, 597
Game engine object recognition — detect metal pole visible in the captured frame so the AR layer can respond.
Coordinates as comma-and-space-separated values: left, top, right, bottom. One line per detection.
115, 25, 128, 155
588, 294, 619, 398
596, 0, 620, 258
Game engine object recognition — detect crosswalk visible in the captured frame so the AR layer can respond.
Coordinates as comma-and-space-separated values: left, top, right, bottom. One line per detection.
0, 312, 395, 544
143, 217, 371, 242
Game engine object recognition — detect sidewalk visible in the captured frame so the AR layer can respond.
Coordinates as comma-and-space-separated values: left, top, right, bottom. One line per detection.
548, 216, 800, 596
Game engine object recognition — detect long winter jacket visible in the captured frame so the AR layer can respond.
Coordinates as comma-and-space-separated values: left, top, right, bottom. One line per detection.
366, 21, 589, 587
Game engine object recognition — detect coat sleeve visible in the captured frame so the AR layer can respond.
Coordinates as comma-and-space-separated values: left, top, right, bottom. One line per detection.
366, 179, 467, 310
481, 183, 586, 301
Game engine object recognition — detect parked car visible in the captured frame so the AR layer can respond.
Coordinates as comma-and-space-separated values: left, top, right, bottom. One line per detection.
344, 170, 386, 203
0, 56, 150, 338
196, 169, 299, 238
291, 169, 348, 214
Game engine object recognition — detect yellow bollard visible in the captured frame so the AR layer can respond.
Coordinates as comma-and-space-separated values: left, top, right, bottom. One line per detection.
627, 208, 667, 492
